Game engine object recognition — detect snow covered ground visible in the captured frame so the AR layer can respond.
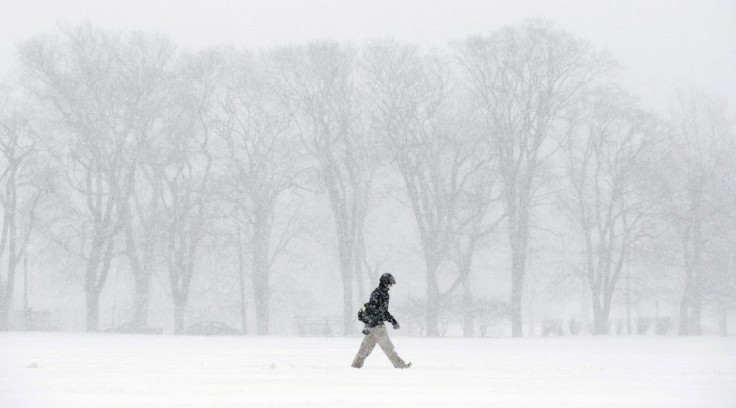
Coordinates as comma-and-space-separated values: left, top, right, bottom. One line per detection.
1, 332, 734, 407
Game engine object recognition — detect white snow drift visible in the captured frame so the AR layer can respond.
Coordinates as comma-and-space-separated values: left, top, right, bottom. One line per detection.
1, 333, 734, 407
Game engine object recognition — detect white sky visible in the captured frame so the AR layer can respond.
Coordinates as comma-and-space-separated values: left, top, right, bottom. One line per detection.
1, 0, 735, 112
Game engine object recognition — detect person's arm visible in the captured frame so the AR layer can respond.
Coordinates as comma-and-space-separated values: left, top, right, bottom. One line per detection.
381, 292, 398, 326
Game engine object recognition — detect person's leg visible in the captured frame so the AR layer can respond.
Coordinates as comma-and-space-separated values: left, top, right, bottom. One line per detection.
351, 327, 378, 368
374, 325, 407, 368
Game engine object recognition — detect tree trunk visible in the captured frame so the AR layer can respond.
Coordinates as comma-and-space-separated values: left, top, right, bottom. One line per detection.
168, 217, 200, 336
174, 298, 186, 334
85, 246, 103, 332
339, 252, 353, 336
690, 286, 702, 335
626, 267, 632, 335
237, 227, 247, 335
591, 294, 601, 334
527, 271, 535, 337
253, 272, 269, 336
133, 272, 150, 327
678, 281, 691, 335
252, 209, 271, 335
679, 188, 703, 336
23, 254, 30, 329
594, 300, 612, 335
325, 179, 355, 336
0, 288, 10, 331
719, 308, 728, 337
591, 288, 615, 335
426, 263, 440, 337
0, 236, 15, 331
125, 219, 151, 327
84, 200, 117, 332
253, 241, 269, 336
334, 212, 354, 336
354, 219, 367, 304
0, 192, 18, 331
461, 270, 474, 337
510, 248, 525, 338
509, 194, 529, 338
86, 289, 100, 332
0, 253, 17, 332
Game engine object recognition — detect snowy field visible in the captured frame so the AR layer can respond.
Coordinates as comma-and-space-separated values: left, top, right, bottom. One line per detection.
1, 333, 735, 407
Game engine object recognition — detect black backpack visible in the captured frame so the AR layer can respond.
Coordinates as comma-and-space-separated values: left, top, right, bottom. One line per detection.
357, 303, 370, 323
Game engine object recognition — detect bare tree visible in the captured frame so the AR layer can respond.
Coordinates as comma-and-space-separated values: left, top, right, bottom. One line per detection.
653, 89, 732, 335
0, 87, 44, 330
560, 87, 659, 334
19, 24, 137, 331
155, 50, 224, 334
706, 228, 736, 336
456, 21, 613, 336
713, 134, 736, 335
215, 50, 301, 335
278, 42, 379, 333
448, 152, 505, 337
363, 41, 498, 336
113, 33, 177, 328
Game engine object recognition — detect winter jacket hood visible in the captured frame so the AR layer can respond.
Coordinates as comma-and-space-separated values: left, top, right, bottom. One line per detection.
379, 273, 396, 288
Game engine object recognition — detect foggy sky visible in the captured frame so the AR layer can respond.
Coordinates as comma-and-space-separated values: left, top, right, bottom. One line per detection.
1, 0, 735, 113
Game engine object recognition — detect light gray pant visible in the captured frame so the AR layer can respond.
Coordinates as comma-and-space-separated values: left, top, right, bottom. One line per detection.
351, 324, 406, 368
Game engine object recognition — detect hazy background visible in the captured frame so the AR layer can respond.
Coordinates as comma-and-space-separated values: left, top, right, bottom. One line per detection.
2, 0, 735, 111
0, 0, 734, 337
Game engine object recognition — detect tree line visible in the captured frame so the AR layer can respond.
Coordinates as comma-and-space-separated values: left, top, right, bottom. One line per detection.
0, 21, 733, 336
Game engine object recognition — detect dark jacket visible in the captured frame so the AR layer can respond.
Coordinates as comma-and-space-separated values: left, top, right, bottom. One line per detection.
363, 285, 397, 328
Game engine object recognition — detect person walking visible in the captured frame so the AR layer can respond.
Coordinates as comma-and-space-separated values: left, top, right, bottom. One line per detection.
352, 273, 411, 369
